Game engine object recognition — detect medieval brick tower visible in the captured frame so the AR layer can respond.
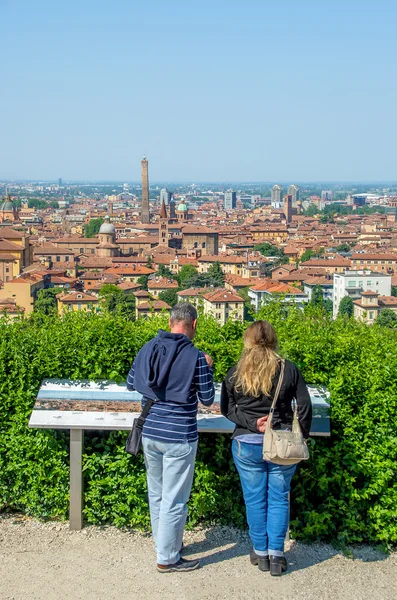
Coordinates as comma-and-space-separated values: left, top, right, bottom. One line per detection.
159, 199, 169, 247
283, 194, 293, 225
141, 155, 150, 224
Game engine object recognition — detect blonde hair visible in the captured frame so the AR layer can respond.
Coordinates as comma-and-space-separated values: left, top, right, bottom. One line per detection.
234, 321, 280, 397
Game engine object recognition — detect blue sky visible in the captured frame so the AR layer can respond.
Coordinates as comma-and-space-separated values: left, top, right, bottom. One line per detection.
1, 0, 396, 182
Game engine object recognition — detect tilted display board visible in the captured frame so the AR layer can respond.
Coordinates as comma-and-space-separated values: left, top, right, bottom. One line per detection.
29, 379, 330, 530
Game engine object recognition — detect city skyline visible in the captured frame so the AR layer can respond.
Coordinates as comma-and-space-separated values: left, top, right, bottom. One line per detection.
1, 1, 397, 181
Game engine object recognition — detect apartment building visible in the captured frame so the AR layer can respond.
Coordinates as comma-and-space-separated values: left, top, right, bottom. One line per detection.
353, 291, 397, 324
57, 291, 100, 314
333, 271, 391, 317
248, 281, 308, 312
202, 289, 244, 325
0, 273, 47, 315
350, 253, 397, 274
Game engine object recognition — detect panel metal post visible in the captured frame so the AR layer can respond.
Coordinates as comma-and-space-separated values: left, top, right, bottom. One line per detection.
285, 492, 291, 543
70, 429, 84, 530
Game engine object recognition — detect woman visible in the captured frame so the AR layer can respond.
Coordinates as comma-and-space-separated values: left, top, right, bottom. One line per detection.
221, 320, 312, 576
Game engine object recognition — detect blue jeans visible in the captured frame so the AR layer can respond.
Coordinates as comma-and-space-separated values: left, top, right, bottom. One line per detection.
232, 439, 296, 556
142, 437, 198, 565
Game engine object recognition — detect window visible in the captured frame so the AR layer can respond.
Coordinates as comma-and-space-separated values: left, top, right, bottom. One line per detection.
129, 248, 133, 254
369, 312, 373, 319
367, 281, 372, 286
91, 249, 95, 254
56, 256, 60, 262
65, 256, 69, 262
6, 276, 9, 282
216, 313, 221, 319
80, 248, 84, 254
5, 268, 9, 273
77, 303, 82, 310
202, 242, 206, 249
235, 303, 239, 308
194, 242, 198, 248
348, 281, 356, 287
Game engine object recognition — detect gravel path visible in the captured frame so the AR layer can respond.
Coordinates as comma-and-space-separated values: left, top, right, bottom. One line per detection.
1, 515, 396, 600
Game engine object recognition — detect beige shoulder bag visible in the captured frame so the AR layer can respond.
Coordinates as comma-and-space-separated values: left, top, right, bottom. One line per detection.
263, 360, 310, 465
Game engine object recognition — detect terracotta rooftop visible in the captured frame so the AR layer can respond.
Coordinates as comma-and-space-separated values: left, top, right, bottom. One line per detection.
0, 226, 25, 239
0, 239, 22, 252
177, 287, 211, 297
351, 253, 397, 260
136, 300, 171, 310
0, 254, 18, 261
379, 295, 397, 305
300, 257, 352, 267
198, 255, 243, 264
181, 226, 215, 234
148, 278, 179, 290
58, 291, 98, 303
203, 289, 244, 303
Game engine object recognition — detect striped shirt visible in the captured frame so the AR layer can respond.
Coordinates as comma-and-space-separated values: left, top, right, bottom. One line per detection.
127, 351, 215, 443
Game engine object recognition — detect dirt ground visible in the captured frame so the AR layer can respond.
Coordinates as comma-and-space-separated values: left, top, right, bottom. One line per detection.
0, 515, 396, 600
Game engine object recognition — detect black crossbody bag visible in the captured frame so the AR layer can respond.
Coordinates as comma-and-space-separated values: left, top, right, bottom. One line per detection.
125, 399, 154, 455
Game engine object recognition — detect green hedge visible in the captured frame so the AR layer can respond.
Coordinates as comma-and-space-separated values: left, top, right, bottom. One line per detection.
0, 305, 396, 547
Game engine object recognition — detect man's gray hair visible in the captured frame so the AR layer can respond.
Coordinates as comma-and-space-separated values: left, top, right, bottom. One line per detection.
170, 302, 197, 324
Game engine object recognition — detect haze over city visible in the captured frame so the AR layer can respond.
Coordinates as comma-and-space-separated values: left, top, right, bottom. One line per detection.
1, 0, 397, 182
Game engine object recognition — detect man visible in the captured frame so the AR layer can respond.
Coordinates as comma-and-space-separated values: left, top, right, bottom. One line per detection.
127, 303, 215, 573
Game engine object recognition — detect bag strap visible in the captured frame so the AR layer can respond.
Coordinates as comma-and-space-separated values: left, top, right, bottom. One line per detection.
139, 398, 155, 421
267, 359, 285, 425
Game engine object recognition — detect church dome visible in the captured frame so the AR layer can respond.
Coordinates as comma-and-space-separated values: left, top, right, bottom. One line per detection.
177, 202, 187, 212
99, 215, 115, 234
1, 200, 15, 211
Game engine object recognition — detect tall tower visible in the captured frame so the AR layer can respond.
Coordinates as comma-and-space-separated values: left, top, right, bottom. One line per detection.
283, 194, 293, 224
159, 199, 169, 247
288, 184, 299, 206
141, 155, 150, 224
271, 184, 283, 206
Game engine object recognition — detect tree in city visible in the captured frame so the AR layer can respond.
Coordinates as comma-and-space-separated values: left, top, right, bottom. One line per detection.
84, 218, 104, 238
206, 262, 225, 286
300, 249, 315, 263
34, 288, 64, 315
28, 198, 48, 209
303, 204, 318, 217
338, 296, 354, 318
324, 299, 333, 314
375, 309, 397, 329
310, 285, 325, 309
336, 243, 351, 253
179, 264, 199, 289
158, 289, 178, 307
146, 256, 153, 269
392, 286, 397, 298
156, 264, 176, 280
136, 275, 148, 290
98, 284, 135, 318
254, 242, 284, 257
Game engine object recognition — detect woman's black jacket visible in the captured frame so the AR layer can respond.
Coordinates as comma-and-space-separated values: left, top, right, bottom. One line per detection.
220, 360, 312, 440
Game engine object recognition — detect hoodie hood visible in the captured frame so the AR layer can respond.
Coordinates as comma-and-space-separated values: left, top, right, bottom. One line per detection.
147, 330, 193, 388
133, 329, 199, 403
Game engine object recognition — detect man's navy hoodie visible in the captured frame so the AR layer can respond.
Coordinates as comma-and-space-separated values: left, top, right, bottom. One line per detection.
127, 330, 215, 443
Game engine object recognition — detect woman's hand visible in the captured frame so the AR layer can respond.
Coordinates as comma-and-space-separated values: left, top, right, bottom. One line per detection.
256, 416, 268, 433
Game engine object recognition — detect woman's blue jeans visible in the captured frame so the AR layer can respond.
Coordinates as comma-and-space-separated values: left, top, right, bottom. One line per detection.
232, 439, 296, 556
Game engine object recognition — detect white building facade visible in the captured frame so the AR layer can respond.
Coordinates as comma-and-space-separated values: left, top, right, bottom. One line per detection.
333, 270, 391, 317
